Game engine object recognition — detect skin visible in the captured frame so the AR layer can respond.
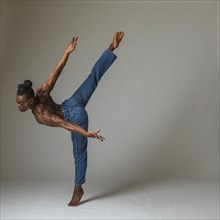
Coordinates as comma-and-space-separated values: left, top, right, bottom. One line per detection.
16, 31, 124, 206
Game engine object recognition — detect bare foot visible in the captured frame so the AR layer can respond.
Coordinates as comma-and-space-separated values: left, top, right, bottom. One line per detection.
108, 31, 124, 51
68, 186, 84, 207
113, 31, 124, 49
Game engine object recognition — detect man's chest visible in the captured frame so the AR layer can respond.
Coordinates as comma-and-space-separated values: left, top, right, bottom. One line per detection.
33, 104, 53, 124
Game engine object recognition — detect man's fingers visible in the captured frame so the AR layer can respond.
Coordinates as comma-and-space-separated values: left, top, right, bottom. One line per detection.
93, 131, 98, 139
98, 134, 105, 141
93, 130, 105, 141
95, 129, 101, 134
72, 36, 78, 43
100, 136, 105, 141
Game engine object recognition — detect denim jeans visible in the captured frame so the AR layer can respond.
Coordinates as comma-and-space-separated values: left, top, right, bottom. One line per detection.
61, 50, 117, 185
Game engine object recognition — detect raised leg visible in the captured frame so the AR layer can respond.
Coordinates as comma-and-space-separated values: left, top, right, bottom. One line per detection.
71, 50, 117, 108
62, 32, 124, 109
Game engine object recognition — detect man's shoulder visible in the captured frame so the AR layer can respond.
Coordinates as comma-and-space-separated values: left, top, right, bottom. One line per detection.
36, 93, 52, 104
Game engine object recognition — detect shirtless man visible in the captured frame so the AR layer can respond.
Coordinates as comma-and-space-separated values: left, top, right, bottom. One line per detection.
16, 31, 124, 206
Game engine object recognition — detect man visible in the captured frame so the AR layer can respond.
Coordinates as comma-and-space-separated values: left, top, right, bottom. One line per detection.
16, 31, 124, 206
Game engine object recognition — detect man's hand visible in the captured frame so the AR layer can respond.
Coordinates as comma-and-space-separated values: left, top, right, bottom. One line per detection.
87, 130, 105, 142
65, 36, 78, 54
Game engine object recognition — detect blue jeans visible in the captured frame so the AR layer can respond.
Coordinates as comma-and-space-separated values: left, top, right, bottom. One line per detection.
61, 50, 117, 185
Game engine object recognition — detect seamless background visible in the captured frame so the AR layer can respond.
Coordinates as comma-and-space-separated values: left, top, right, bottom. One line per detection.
1, 1, 219, 184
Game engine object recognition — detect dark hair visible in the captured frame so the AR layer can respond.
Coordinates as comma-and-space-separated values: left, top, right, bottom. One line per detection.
17, 80, 35, 99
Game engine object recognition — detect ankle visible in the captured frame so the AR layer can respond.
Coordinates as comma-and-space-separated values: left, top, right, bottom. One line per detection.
75, 185, 82, 190
108, 43, 115, 51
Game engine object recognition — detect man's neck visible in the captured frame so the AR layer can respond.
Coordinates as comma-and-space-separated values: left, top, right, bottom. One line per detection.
30, 97, 39, 111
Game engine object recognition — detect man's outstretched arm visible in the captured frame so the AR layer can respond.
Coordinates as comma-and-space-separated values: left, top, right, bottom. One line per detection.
37, 112, 105, 141
37, 36, 78, 95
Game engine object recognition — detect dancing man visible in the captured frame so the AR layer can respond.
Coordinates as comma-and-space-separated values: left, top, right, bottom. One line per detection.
16, 31, 124, 206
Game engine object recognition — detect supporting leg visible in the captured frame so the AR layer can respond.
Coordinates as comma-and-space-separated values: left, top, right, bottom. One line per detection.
68, 185, 84, 207
68, 111, 88, 206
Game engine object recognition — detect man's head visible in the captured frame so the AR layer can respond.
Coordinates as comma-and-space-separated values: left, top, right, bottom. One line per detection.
16, 80, 35, 112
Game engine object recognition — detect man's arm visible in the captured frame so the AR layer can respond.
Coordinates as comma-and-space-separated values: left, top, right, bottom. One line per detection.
38, 112, 105, 141
36, 36, 78, 96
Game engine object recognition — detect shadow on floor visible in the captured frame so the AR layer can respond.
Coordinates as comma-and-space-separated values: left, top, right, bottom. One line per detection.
79, 178, 165, 206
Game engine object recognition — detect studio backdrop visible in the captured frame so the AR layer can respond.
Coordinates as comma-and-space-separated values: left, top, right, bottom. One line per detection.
1, 1, 219, 183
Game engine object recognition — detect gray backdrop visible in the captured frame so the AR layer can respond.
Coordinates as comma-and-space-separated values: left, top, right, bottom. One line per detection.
1, 1, 219, 183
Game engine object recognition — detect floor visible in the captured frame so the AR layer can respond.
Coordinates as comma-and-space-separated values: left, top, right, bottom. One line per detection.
1, 178, 219, 219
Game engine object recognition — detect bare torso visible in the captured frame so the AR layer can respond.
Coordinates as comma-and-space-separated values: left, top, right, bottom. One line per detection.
32, 95, 64, 126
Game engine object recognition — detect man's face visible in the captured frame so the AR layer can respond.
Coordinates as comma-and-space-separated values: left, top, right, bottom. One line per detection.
16, 95, 31, 112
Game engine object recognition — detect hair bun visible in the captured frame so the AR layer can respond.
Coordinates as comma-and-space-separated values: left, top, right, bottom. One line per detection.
23, 80, 33, 87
